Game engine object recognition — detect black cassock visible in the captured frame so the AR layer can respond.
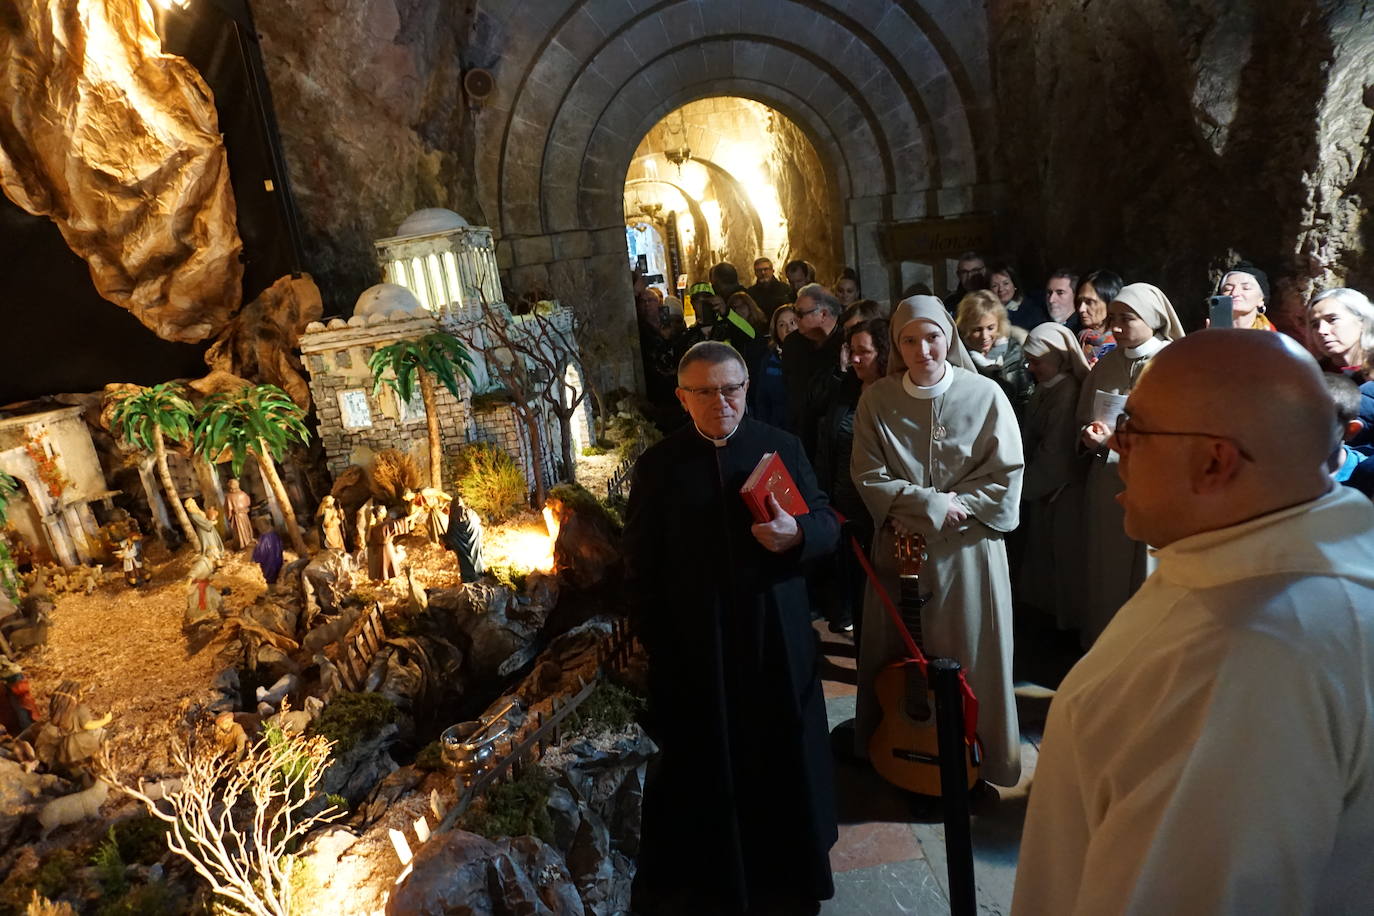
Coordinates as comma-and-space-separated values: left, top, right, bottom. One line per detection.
625, 416, 840, 913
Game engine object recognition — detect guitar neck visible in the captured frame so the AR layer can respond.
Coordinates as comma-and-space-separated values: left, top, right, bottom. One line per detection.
898, 574, 925, 653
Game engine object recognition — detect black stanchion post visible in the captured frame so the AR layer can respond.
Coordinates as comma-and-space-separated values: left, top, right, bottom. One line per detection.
931, 657, 977, 916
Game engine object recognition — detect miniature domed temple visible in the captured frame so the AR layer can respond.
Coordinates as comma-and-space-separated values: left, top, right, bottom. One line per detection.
1, 0, 1373, 913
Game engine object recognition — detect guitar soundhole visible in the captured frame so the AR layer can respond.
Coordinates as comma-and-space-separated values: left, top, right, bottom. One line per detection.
904, 667, 931, 722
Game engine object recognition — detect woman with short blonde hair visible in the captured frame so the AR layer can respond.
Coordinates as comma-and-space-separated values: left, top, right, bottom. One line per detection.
955, 291, 1030, 409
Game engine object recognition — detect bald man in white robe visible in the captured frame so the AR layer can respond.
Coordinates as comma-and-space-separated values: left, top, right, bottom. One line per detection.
1014, 330, 1374, 915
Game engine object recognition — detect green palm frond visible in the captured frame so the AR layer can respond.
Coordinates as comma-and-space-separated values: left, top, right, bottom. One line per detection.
109, 382, 196, 452
368, 332, 476, 402
0, 470, 17, 528
193, 384, 310, 474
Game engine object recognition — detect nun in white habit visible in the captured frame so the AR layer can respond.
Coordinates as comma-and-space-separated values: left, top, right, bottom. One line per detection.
850, 296, 1025, 787
1018, 323, 1092, 630
1075, 283, 1185, 647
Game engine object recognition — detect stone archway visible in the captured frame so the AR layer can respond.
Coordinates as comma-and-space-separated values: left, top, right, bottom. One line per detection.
468, 0, 996, 389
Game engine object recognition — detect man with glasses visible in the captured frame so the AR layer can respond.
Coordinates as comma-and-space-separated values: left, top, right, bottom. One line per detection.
781, 283, 843, 456
627, 341, 840, 915
943, 250, 987, 311
1015, 330, 1374, 916
746, 256, 795, 319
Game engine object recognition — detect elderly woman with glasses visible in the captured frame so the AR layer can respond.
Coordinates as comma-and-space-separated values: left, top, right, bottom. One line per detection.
1076, 283, 1185, 647
849, 296, 1026, 789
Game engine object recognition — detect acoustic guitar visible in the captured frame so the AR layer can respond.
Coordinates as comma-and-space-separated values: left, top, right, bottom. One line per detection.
868, 532, 981, 795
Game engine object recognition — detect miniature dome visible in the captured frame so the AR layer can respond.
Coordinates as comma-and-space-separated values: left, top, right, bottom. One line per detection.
353, 283, 425, 320
395, 208, 469, 237
303, 321, 326, 334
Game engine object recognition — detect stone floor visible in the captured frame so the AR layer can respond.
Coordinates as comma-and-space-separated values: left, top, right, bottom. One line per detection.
818, 612, 1082, 915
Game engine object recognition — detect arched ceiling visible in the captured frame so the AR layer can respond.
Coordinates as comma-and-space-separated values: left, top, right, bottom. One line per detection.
469, 0, 992, 239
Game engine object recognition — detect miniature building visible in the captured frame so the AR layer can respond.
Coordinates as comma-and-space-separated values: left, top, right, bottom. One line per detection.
301, 215, 594, 492
0, 406, 116, 566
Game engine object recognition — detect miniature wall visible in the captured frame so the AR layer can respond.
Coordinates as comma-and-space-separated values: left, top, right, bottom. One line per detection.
301, 316, 474, 481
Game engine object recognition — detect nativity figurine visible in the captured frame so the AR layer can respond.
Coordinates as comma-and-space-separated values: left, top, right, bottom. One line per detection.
403, 487, 452, 545
366, 506, 408, 581
0, 657, 38, 739
212, 711, 249, 762
185, 498, 225, 564
184, 555, 225, 636
34, 680, 111, 778
113, 534, 151, 588
224, 479, 255, 550
443, 498, 486, 582
317, 495, 347, 552
252, 517, 285, 586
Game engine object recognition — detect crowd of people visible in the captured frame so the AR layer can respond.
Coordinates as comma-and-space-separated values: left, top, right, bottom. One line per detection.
626, 249, 1374, 915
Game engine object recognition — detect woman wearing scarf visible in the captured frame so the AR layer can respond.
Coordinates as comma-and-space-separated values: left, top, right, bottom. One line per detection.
1018, 324, 1092, 631
1076, 283, 1186, 646
1218, 263, 1276, 331
850, 296, 1025, 788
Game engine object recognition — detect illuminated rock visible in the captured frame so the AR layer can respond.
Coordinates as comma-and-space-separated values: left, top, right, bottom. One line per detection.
0, 0, 243, 342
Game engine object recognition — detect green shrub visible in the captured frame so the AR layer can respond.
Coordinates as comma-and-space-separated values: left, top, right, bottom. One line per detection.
96, 881, 178, 916
454, 441, 528, 523
548, 483, 622, 536
112, 814, 170, 866
461, 767, 554, 842
486, 563, 530, 593
569, 681, 647, 737
580, 444, 608, 456
306, 692, 397, 754
92, 828, 127, 898
606, 405, 661, 461
414, 741, 445, 772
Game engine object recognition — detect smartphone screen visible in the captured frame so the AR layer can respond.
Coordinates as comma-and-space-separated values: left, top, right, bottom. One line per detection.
1208, 295, 1234, 328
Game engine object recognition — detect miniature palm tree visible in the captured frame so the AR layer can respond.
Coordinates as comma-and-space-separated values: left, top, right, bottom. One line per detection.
109, 382, 200, 546
0, 471, 20, 601
368, 332, 476, 489
194, 385, 311, 556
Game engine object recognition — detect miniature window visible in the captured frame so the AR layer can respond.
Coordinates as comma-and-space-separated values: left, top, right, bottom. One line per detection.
338, 389, 373, 428
396, 388, 426, 423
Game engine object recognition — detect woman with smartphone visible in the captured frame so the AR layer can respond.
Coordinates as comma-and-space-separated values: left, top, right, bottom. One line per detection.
1075, 283, 1185, 648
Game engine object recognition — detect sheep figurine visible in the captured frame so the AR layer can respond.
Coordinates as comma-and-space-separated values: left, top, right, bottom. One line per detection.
38, 779, 109, 840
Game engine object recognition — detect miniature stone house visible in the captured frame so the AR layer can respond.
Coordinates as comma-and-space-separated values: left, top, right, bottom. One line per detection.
0, 406, 116, 566
301, 240, 593, 496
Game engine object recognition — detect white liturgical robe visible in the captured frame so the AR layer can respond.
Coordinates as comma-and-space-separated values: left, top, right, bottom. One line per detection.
1014, 487, 1374, 916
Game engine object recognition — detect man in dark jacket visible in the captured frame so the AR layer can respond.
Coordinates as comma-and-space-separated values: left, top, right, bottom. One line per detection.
627, 341, 839, 915
781, 283, 844, 459
746, 257, 795, 318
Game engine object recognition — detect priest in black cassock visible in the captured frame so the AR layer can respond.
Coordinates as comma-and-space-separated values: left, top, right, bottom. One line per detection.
626, 341, 841, 915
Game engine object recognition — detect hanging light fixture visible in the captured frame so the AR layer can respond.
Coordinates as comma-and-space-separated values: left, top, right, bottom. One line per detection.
664, 109, 691, 171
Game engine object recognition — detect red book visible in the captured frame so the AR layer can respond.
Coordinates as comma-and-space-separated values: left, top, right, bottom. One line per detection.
740, 451, 810, 523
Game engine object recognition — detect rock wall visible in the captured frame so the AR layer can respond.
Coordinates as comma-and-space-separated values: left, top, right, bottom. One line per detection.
253, 0, 482, 315
987, 0, 1374, 324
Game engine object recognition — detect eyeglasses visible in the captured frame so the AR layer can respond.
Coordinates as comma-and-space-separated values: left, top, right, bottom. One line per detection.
794, 305, 821, 319
1111, 411, 1255, 462
681, 382, 748, 401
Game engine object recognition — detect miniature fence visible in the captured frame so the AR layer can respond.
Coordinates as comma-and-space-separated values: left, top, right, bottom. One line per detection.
379, 618, 641, 904
605, 440, 648, 502
430, 618, 639, 836
335, 603, 387, 694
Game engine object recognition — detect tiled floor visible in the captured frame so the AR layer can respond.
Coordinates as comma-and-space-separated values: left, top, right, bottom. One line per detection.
819, 613, 1080, 915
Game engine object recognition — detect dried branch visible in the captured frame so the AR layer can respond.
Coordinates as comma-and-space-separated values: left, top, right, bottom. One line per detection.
108, 721, 340, 916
